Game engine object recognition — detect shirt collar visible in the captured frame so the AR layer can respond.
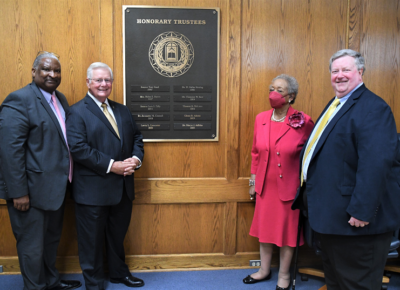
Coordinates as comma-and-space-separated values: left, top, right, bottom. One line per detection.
39, 88, 56, 104
337, 82, 363, 103
87, 91, 110, 108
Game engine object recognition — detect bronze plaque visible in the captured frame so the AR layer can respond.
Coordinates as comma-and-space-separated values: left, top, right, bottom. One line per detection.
123, 6, 219, 142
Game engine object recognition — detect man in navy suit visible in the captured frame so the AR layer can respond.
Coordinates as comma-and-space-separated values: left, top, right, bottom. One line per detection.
67, 62, 144, 289
0, 52, 81, 290
292, 49, 400, 289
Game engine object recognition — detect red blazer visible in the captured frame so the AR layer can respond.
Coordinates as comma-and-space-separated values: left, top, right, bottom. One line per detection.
251, 106, 314, 201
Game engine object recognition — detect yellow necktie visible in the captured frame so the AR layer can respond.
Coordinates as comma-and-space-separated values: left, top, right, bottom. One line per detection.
301, 99, 341, 185
101, 103, 120, 138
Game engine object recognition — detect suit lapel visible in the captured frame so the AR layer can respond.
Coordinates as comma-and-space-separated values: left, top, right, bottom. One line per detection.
275, 106, 295, 144
31, 82, 68, 149
311, 85, 366, 160
262, 110, 273, 150
84, 95, 120, 140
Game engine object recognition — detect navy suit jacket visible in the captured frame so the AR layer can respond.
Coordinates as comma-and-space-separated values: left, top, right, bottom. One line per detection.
66, 94, 144, 206
0, 82, 70, 211
292, 84, 400, 235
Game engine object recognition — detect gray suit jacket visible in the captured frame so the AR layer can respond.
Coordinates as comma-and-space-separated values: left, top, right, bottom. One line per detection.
0, 82, 70, 211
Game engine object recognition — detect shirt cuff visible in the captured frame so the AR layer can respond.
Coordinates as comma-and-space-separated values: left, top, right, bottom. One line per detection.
133, 156, 142, 169
107, 159, 114, 173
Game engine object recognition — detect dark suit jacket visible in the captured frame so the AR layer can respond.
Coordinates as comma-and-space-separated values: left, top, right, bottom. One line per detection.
292, 84, 400, 235
251, 106, 314, 201
0, 82, 70, 211
66, 94, 144, 206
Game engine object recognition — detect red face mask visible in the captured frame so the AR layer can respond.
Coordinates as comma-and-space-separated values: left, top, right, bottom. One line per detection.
269, 91, 286, 108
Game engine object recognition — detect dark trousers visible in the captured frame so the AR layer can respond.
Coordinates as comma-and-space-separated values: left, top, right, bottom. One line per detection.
7, 201, 65, 290
75, 192, 132, 290
318, 231, 392, 290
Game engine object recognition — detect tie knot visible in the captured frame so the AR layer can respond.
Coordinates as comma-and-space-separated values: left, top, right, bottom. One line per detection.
101, 103, 107, 110
332, 98, 340, 107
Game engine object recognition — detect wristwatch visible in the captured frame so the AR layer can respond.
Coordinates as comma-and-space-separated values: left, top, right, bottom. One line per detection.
249, 179, 255, 187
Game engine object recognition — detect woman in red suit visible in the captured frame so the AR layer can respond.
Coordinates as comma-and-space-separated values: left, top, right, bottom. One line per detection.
243, 74, 314, 290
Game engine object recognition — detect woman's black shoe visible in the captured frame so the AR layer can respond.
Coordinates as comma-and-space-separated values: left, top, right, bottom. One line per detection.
276, 278, 292, 290
243, 271, 272, 284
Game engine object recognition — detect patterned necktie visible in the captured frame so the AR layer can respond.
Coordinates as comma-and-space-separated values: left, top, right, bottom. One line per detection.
301, 98, 341, 186
101, 103, 120, 138
51, 95, 73, 182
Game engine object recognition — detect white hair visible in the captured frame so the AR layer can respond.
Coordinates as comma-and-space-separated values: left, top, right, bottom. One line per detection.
87, 62, 113, 82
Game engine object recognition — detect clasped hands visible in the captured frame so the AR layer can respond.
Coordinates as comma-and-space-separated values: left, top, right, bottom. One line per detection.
111, 158, 139, 176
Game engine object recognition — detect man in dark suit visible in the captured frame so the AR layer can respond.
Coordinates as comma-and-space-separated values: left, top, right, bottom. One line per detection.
67, 62, 144, 290
292, 49, 400, 290
0, 52, 81, 290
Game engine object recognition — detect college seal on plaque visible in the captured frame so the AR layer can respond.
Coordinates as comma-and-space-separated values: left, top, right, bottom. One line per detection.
149, 31, 195, 78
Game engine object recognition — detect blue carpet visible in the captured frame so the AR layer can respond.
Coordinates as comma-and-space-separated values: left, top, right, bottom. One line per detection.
2, 268, 400, 289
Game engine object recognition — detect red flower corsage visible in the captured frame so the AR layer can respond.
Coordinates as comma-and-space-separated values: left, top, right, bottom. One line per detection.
288, 112, 305, 128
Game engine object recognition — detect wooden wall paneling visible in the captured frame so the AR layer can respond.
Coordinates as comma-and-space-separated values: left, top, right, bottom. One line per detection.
57, 203, 79, 256
359, 0, 400, 128
239, 0, 348, 178
61, 0, 103, 105
0, 205, 18, 256
0, 250, 323, 274
239, 0, 264, 179
223, 202, 237, 255
225, 0, 242, 181
100, 0, 115, 99
125, 203, 224, 255
0, 0, 103, 106
0, 0, 42, 103
38, 0, 103, 106
3, 252, 263, 273
236, 202, 259, 253
124, 252, 262, 271
348, 0, 362, 52
133, 179, 248, 204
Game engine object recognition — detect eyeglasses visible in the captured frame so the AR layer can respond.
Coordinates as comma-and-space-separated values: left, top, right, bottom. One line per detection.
36, 51, 60, 59
88, 78, 113, 84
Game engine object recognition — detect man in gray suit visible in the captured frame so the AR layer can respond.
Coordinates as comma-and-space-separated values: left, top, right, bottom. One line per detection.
67, 62, 144, 289
0, 52, 81, 290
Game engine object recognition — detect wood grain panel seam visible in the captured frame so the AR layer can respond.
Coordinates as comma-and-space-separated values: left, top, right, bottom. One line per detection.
225, 0, 242, 181
346, 0, 350, 48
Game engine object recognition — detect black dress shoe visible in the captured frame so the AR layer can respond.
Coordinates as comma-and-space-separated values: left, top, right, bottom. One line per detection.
110, 275, 144, 287
48, 280, 82, 290
243, 271, 272, 284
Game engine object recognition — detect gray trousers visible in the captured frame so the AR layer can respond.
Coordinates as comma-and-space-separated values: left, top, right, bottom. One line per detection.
7, 201, 65, 290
